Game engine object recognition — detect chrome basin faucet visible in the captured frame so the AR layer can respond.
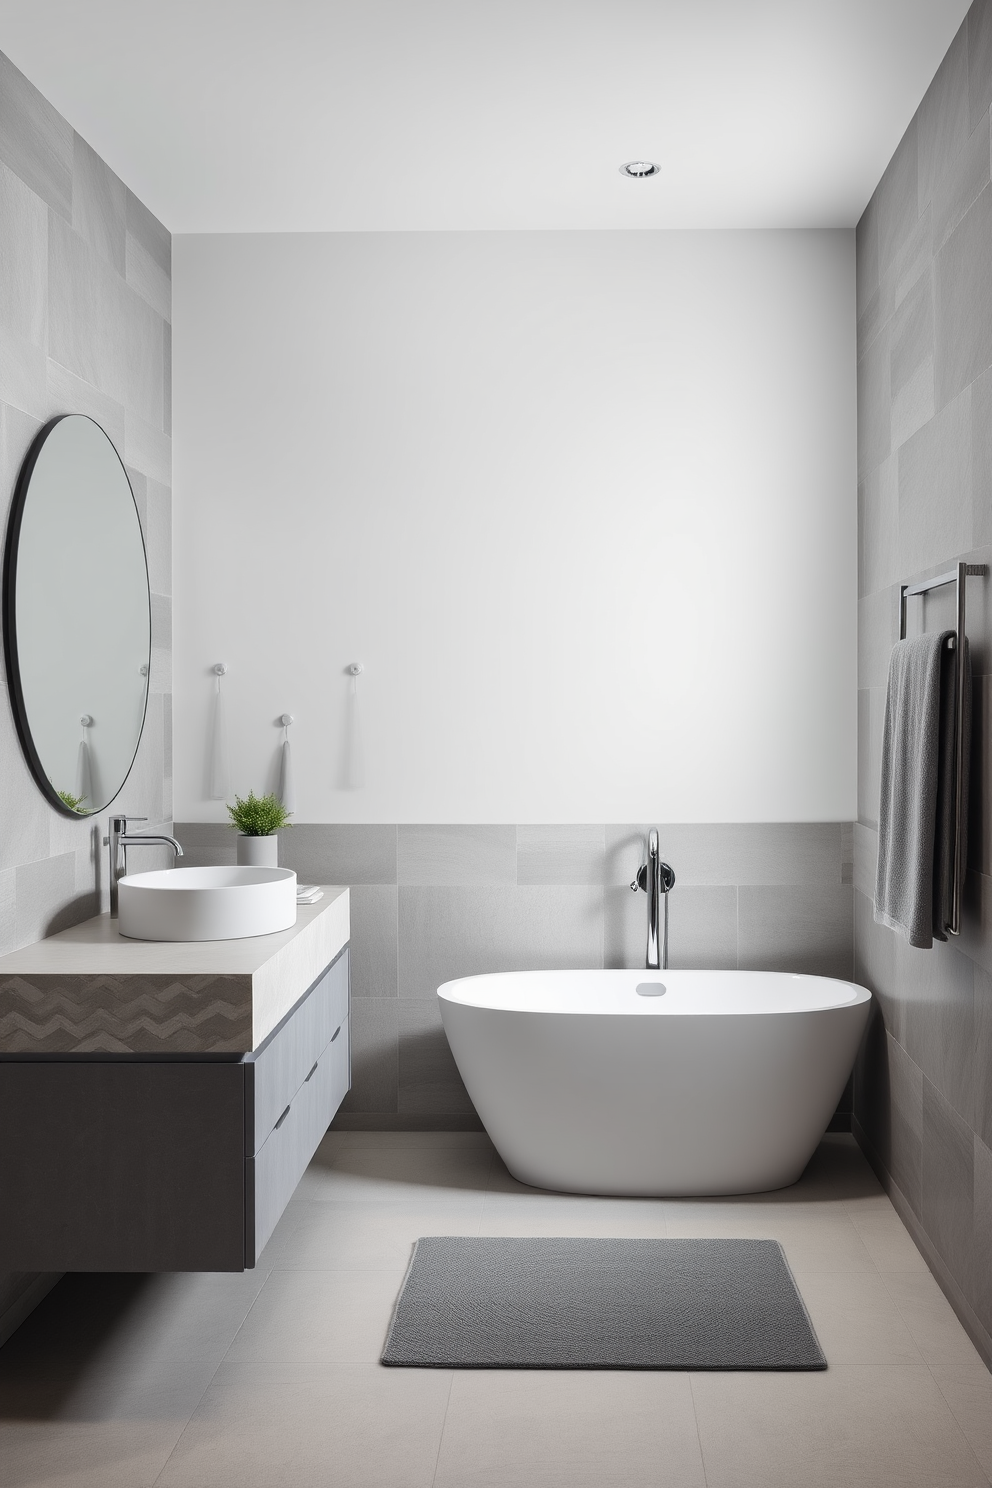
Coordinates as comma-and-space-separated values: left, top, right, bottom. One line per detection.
630, 829, 676, 971
105, 814, 184, 916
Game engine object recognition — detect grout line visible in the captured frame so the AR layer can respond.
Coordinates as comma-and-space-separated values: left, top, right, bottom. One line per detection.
429, 1370, 457, 1488
686, 1373, 711, 1488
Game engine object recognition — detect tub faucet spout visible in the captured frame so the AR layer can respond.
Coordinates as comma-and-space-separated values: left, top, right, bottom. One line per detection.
630, 829, 675, 971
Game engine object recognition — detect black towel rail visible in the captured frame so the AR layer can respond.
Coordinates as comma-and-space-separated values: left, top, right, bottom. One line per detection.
898, 561, 988, 935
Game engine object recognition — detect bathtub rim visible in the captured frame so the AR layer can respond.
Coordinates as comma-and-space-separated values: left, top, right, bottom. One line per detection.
437, 967, 871, 1017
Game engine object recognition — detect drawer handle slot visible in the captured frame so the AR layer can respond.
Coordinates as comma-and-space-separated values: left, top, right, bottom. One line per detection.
330, 1025, 342, 1043
304, 1060, 319, 1082
274, 1104, 291, 1130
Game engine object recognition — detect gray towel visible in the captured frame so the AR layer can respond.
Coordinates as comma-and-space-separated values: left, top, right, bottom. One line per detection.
874, 631, 969, 948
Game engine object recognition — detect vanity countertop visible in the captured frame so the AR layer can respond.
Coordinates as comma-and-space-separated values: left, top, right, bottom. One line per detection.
0, 886, 349, 1057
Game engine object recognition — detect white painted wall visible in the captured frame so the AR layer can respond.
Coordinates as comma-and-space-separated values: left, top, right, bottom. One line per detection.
173, 230, 856, 824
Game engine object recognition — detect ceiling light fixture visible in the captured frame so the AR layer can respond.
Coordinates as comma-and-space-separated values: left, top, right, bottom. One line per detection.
620, 161, 659, 178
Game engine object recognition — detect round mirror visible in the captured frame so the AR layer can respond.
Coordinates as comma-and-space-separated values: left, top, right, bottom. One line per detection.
3, 415, 150, 815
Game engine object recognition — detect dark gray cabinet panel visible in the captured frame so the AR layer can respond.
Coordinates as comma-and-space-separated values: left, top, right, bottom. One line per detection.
0, 1061, 246, 1271
0, 946, 351, 1273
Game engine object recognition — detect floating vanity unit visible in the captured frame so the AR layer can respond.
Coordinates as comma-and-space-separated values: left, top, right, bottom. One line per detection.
0, 887, 350, 1272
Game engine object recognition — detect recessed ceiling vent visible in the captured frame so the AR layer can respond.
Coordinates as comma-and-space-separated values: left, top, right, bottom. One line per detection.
619, 161, 659, 178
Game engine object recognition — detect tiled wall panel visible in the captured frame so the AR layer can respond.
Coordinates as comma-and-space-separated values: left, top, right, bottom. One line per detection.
0, 49, 171, 1339
854, 0, 992, 1364
178, 821, 854, 1130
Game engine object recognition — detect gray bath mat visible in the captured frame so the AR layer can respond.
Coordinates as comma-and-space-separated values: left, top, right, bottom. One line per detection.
381, 1236, 825, 1370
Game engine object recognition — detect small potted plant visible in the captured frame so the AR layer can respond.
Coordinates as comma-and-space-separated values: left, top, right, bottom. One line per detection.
227, 790, 292, 866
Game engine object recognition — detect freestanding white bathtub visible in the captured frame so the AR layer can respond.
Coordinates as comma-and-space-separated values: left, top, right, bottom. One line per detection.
438, 970, 871, 1196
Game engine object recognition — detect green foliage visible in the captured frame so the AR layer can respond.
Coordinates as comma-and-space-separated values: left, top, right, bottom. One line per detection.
226, 790, 292, 836
56, 788, 89, 813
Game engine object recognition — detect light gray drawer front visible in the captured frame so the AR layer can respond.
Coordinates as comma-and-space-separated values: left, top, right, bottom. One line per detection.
249, 948, 349, 1152
249, 1016, 349, 1263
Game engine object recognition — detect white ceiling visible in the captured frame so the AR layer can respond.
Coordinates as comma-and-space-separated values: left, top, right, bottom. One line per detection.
0, 0, 972, 233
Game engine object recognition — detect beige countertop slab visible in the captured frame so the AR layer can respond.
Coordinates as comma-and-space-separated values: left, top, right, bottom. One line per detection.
0, 886, 350, 1056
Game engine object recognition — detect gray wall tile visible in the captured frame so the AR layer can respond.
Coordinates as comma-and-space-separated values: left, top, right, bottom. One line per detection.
397, 884, 604, 999
970, 674, 991, 877
14, 852, 80, 946
854, 889, 898, 1037
144, 477, 172, 598
857, 319, 892, 476
859, 455, 900, 596
0, 52, 71, 219
126, 229, 172, 322
922, 1076, 976, 1299
280, 823, 396, 884
854, 823, 879, 902
935, 183, 992, 410
972, 1133, 992, 1331
71, 133, 125, 274
897, 387, 973, 576
172, 822, 235, 867
604, 883, 737, 972
891, 202, 934, 311
349, 884, 398, 998
0, 159, 47, 347
876, 118, 919, 276
858, 588, 899, 690
49, 211, 164, 429
738, 884, 853, 980
45, 358, 125, 447
163, 321, 171, 435
397, 1000, 474, 1115
516, 824, 605, 885
970, 0, 992, 130
0, 867, 15, 958
125, 188, 170, 278
932, 109, 990, 253
889, 271, 934, 450
971, 366, 992, 548
342, 999, 398, 1115
124, 407, 171, 483
397, 825, 516, 885
0, 680, 49, 872
605, 822, 845, 889
918, 19, 971, 211
0, 324, 47, 417
896, 937, 976, 1128
972, 968, 992, 1150
857, 688, 885, 830
856, 194, 879, 317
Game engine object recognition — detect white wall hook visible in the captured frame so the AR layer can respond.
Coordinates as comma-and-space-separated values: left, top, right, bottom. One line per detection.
279, 713, 294, 728
348, 663, 364, 677
80, 714, 93, 727
213, 662, 228, 677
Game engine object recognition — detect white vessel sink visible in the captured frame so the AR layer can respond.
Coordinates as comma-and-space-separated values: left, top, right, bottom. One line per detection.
118, 866, 298, 942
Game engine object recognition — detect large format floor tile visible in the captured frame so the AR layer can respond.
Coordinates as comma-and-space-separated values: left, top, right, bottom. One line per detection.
1, 1133, 989, 1488
691, 1365, 989, 1488
156, 1365, 452, 1488
433, 1369, 706, 1488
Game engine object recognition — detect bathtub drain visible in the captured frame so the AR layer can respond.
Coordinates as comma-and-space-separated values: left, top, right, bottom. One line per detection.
636, 982, 666, 997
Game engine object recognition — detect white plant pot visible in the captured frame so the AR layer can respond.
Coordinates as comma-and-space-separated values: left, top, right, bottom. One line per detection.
237, 834, 279, 867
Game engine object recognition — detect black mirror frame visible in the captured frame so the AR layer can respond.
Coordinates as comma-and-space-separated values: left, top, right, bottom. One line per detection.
2, 414, 152, 818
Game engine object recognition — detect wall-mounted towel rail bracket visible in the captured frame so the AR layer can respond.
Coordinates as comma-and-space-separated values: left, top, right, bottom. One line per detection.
899, 561, 988, 935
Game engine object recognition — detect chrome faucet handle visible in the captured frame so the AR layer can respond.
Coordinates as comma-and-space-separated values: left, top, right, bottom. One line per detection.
631, 863, 676, 893
103, 815, 146, 846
